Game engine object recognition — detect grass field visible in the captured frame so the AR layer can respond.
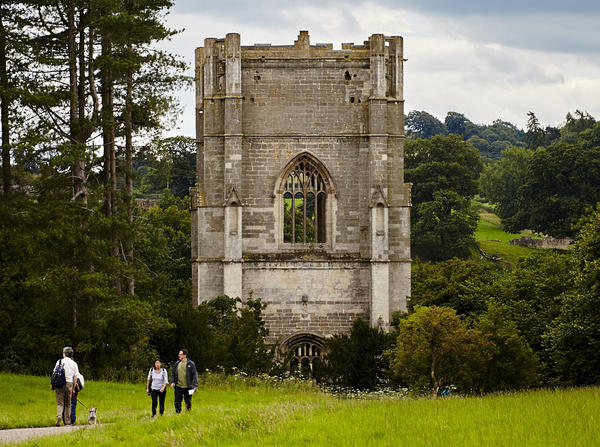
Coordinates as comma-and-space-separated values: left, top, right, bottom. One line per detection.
475, 208, 543, 265
2, 373, 599, 446
475, 212, 539, 243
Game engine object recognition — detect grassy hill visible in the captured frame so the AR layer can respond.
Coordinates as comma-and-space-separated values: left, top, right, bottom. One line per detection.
475, 204, 542, 265
2, 373, 599, 446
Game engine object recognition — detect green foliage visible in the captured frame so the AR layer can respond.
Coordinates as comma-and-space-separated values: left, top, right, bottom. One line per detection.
560, 110, 596, 144
490, 252, 574, 357
405, 135, 482, 203
389, 304, 540, 395
406, 135, 482, 261
525, 111, 549, 149
410, 258, 500, 316
579, 121, 600, 149
444, 111, 469, 135
206, 295, 274, 375
0, 182, 277, 380
482, 112, 599, 236
544, 205, 600, 385
474, 303, 541, 391
0, 194, 167, 378
318, 318, 394, 390
480, 146, 533, 222
388, 306, 490, 396
440, 112, 525, 159
405, 110, 447, 139
134, 137, 196, 198
518, 143, 600, 237
412, 190, 479, 261
410, 253, 573, 387
155, 294, 274, 376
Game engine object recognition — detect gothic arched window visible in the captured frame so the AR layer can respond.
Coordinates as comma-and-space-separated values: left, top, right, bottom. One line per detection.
282, 156, 327, 243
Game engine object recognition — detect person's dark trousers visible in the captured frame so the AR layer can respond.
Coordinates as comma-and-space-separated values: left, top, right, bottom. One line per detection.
150, 388, 166, 416
174, 386, 192, 413
70, 389, 78, 424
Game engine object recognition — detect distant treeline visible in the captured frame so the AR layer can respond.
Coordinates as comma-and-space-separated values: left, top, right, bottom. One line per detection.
405, 109, 595, 160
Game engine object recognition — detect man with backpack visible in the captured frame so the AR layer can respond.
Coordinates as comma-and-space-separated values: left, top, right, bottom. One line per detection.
51, 346, 79, 426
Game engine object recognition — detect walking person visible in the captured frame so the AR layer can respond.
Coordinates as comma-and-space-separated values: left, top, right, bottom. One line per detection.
53, 346, 79, 426
170, 349, 198, 413
69, 373, 84, 424
146, 359, 169, 417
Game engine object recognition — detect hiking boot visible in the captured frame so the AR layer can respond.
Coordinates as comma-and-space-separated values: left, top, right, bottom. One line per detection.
56, 417, 61, 426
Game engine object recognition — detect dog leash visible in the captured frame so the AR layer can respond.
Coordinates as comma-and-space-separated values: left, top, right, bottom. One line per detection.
76, 397, 90, 410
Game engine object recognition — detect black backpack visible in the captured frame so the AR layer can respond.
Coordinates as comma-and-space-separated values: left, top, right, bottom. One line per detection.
51, 360, 66, 390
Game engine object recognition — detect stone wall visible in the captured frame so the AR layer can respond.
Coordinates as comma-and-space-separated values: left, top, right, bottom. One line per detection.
509, 236, 573, 250
242, 261, 370, 341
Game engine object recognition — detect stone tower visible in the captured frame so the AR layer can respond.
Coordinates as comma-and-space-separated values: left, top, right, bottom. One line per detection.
191, 31, 411, 365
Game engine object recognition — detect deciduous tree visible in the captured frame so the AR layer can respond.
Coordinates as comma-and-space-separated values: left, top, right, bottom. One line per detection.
388, 306, 489, 397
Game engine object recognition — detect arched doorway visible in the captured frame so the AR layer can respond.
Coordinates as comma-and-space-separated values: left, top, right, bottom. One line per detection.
280, 333, 326, 376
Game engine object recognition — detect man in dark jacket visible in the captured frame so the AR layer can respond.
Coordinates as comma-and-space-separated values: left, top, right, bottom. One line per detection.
170, 349, 198, 413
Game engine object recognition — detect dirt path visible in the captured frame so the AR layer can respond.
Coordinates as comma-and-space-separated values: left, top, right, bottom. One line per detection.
0, 425, 87, 445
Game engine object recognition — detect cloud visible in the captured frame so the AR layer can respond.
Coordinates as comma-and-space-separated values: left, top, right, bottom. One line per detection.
172, 0, 600, 54
392, 0, 600, 15
159, 0, 600, 137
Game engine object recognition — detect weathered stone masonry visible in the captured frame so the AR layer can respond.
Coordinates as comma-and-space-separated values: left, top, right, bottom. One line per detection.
191, 31, 411, 355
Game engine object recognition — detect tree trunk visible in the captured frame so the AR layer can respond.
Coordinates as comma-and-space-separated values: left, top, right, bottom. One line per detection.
100, 26, 120, 293
431, 354, 440, 399
67, 0, 87, 203
0, 13, 11, 194
125, 59, 134, 295
101, 36, 113, 218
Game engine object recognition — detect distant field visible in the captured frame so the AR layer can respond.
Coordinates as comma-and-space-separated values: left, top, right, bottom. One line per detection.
475, 207, 542, 265
475, 212, 539, 243
2, 373, 599, 446
478, 240, 541, 266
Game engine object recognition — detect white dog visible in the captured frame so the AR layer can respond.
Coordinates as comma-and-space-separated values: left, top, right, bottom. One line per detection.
88, 408, 98, 425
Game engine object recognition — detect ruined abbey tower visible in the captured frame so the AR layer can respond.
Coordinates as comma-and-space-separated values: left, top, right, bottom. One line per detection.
191, 31, 411, 364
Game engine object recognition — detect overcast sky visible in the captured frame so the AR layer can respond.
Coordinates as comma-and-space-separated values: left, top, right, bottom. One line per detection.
159, 0, 600, 136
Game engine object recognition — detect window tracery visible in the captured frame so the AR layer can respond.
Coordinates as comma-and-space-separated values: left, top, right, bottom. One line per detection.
282, 156, 327, 244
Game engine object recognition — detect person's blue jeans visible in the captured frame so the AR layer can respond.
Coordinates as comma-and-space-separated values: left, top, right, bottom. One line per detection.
70, 388, 78, 424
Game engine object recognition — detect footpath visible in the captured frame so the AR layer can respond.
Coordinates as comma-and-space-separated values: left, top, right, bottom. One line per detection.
0, 425, 86, 444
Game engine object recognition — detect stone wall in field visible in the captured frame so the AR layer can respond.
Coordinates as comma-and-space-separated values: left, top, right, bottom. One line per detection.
509, 236, 573, 250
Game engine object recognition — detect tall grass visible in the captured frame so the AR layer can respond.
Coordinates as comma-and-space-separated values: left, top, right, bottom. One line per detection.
2, 373, 599, 446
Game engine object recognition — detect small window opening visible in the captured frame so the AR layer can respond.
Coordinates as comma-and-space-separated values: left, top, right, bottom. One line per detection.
250, 97, 254, 103
350, 97, 355, 103
254, 72, 261, 81
344, 71, 351, 81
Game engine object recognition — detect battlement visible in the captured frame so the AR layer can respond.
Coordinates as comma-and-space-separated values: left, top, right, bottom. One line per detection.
196, 30, 403, 61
